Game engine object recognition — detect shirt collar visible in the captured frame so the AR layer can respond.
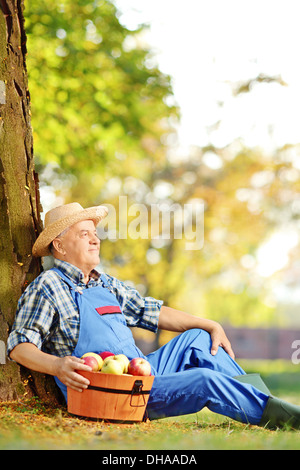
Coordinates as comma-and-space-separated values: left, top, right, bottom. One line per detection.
53, 259, 101, 285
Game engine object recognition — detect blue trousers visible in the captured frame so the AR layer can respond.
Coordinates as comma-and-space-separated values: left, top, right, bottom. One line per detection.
146, 329, 269, 425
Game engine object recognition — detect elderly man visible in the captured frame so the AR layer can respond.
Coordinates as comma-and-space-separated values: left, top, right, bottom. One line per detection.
7, 203, 300, 429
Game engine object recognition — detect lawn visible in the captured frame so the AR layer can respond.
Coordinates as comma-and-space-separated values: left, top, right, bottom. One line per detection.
0, 360, 299, 451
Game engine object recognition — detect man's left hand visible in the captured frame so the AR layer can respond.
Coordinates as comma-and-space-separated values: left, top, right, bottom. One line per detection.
210, 323, 235, 359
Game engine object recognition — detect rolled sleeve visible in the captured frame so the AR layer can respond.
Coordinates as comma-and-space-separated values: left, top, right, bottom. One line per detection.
103, 274, 163, 332
7, 328, 42, 357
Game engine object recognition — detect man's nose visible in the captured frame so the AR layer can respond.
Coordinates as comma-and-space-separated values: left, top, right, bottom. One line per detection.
90, 234, 100, 244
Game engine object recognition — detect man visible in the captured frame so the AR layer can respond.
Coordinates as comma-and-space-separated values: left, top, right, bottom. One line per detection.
7, 203, 300, 429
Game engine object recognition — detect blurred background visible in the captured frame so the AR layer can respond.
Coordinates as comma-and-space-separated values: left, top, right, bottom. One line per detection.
24, 0, 300, 362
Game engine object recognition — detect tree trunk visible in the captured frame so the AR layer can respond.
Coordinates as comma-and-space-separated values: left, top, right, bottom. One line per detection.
0, 0, 60, 403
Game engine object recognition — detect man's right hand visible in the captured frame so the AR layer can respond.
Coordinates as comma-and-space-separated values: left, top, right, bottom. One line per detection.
53, 355, 92, 392
9, 343, 92, 392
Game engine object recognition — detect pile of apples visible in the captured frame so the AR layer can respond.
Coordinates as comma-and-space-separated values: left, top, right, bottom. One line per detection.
81, 351, 152, 376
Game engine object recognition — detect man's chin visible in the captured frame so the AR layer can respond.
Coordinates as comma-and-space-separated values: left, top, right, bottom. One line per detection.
90, 253, 100, 264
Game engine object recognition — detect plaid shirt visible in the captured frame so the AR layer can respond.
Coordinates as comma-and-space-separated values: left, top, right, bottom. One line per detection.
7, 259, 163, 358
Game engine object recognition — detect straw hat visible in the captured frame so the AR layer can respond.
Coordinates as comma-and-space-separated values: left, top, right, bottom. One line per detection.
32, 202, 108, 257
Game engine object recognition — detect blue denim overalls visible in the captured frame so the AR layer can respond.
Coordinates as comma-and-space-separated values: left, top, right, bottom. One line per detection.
52, 268, 268, 425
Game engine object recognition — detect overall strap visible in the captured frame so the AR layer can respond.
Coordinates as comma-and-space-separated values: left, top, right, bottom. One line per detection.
51, 267, 78, 291
100, 273, 110, 287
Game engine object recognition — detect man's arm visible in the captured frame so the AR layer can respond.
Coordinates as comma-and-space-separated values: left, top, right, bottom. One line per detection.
9, 343, 92, 392
158, 306, 235, 359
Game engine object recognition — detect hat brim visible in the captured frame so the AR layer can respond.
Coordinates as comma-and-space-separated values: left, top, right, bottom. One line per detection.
32, 205, 108, 257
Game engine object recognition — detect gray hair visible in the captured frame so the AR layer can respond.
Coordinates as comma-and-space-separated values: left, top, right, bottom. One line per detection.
49, 227, 70, 255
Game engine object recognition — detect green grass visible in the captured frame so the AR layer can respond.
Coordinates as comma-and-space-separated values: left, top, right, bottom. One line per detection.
1, 360, 299, 450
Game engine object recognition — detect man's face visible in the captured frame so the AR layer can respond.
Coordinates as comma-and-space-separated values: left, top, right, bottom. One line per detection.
55, 219, 101, 274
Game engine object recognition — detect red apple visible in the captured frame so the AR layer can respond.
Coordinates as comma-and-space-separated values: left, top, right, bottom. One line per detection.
81, 352, 103, 370
82, 355, 99, 372
128, 358, 152, 376
98, 351, 115, 361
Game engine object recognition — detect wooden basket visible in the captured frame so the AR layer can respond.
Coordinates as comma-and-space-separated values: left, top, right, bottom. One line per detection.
67, 371, 154, 422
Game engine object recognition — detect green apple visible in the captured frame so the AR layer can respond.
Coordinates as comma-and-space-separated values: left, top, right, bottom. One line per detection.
100, 357, 124, 375
113, 354, 130, 373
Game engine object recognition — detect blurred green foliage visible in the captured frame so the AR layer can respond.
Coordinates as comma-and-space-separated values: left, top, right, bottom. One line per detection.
25, 0, 178, 181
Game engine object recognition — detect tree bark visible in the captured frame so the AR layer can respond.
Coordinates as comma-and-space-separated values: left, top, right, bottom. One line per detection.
0, 0, 60, 403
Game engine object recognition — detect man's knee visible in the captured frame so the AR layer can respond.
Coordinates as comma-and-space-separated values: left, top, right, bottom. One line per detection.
180, 328, 210, 345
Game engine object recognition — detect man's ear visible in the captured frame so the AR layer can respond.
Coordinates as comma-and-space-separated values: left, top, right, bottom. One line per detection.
52, 238, 65, 255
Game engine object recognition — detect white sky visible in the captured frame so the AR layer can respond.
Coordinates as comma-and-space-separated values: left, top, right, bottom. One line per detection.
114, 0, 300, 152
112, 0, 300, 284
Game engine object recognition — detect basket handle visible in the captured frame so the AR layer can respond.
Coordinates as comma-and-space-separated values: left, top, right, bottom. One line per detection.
130, 380, 146, 407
